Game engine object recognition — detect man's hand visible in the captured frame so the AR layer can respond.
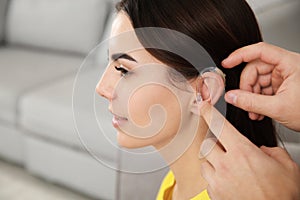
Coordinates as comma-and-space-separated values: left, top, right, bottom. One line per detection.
199, 102, 300, 200
222, 42, 300, 131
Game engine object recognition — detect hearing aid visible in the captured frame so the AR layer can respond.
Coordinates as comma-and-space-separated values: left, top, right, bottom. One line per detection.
196, 67, 226, 104
204, 67, 226, 82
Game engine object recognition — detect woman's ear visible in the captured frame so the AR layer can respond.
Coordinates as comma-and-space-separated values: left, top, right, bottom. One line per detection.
199, 70, 225, 105
190, 68, 225, 116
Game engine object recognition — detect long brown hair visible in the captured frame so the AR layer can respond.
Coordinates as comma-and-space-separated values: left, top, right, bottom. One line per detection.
116, 0, 277, 147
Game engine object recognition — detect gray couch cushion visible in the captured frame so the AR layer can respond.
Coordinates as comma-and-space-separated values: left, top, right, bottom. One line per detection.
277, 124, 300, 144
94, 12, 116, 66
5, 0, 110, 54
18, 10, 118, 161
247, 0, 290, 13
0, 0, 8, 42
0, 46, 83, 124
19, 68, 119, 163
255, 0, 300, 52
276, 123, 300, 165
284, 143, 300, 166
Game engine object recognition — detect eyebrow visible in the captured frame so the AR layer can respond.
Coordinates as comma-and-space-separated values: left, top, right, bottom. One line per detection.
111, 53, 137, 62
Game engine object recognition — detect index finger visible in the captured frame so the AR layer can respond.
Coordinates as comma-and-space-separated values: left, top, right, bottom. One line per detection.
200, 101, 249, 150
222, 42, 287, 69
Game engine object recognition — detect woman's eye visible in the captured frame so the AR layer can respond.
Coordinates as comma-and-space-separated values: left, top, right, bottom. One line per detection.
115, 65, 129, 77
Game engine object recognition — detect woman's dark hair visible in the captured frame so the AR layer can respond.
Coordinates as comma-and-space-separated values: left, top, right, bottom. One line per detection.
116, 0, 277, 147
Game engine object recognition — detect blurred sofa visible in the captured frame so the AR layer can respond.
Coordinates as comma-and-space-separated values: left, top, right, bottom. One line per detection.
0, 0, 168, 199
0, 0, 299, 200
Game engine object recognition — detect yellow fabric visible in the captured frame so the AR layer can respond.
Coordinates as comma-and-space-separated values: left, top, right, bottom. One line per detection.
156, 171, 210, 200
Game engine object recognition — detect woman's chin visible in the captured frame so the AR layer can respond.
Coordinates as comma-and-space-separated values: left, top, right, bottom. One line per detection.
116, 131, 150, 149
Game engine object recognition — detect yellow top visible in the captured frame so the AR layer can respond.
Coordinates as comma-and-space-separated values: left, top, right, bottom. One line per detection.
156, 171, 210, 200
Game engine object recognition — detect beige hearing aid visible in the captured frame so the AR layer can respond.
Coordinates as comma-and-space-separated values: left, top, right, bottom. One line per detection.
196, 67, 226, 105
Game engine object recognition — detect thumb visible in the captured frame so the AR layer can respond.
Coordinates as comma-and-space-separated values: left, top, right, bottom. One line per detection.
225, 90, 278, 119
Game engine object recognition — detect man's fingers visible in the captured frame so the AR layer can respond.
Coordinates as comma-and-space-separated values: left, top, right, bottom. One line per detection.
260, 146, 292, 166
222, 42, 286, 68
199, 102, 247, 150
225, 90, 278, 119
272, 71, 284, 94
257, 115, 265, 121
262, 86, 274, 95
200, 138, 225, 164
239, 59, 274, 91
201, 161, 215, 183
258, 74, 272, 88
249, 112, 260, 121
248, 83, 261, 121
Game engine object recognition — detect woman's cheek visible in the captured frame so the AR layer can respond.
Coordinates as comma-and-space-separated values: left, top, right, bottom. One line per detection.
128, 85, 153, 127
128, 84, 181, 139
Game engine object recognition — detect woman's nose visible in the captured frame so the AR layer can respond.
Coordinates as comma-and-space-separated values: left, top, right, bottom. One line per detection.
96, 81, 114, 101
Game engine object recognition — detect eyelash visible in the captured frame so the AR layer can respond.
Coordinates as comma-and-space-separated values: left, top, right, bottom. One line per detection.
115, 65, 129, 77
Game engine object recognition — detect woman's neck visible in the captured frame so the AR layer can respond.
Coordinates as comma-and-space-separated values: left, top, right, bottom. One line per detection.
171, 131, 208, 200
158, 119, 209, 200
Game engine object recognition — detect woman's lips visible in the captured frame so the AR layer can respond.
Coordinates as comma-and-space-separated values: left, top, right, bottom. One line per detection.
109, 109, 128, 128
112, 114, 128, 128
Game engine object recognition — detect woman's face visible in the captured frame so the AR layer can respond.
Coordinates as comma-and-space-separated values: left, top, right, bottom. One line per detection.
96, 12, 197, 149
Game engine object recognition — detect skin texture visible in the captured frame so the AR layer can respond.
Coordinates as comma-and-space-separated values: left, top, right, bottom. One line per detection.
200, 42, 300, 200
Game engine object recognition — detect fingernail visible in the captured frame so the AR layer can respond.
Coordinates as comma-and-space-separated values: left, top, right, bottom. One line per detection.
225, 92, 237, 104
222, 58, 230, 66
221, 59, 228, 66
